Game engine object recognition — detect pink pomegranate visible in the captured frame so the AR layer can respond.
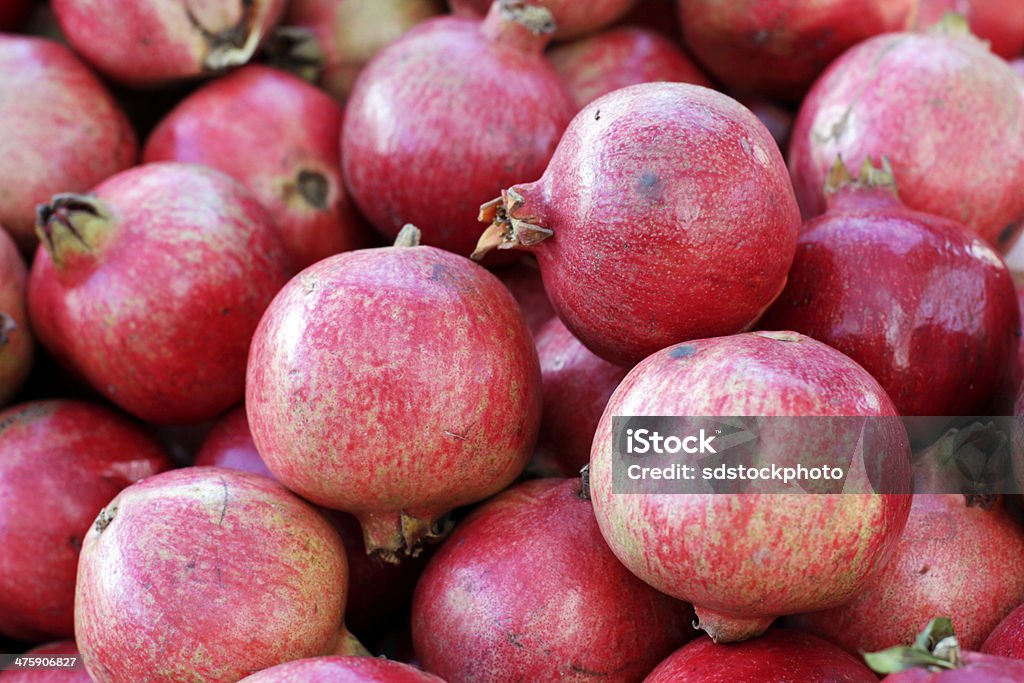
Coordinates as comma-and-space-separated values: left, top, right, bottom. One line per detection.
548, 26, 713, 110
789, 22, 1024, 250
472, 83, 800, 366
51, 0, 287, 86
0, 641, 91, 682
916, 0, 1024, 59
247, 226, 541, 561
412, 478, 694, 681
590, 331, 912, 642
0, 227, 32, 406
492, 262, 555, 336
644, 630, 878, 682
449, 0, 638, 39
144, 65, 365, 270
342, 1, 575, 257
238, 656, 442, 683
0, 400, 172, 642
678, 0, 916, 101
28, 162, 291, 425
982, 603, 1024, 660
1013, 57, 1024, 78
75, 467, 363, 683
762, 159, 1021, 416
282, 0, 444, 100
532, 318, 628, 476
0, 0, 31, 31
0, 35, 136, 252
882, 653, 1024, 682
791, 495, 1024, 653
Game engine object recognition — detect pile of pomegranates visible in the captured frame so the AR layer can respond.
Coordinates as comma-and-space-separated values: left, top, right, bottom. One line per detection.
2, 1, 1024, 681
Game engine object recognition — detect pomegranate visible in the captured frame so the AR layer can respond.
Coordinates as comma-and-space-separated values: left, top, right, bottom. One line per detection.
341, 1, 575, 257
143, 65, 365, 270
0, 35, 136, 252
449, 0, 638, 39
789, 20, 1024, 250
678, 0, 916, 101
1013, 57, 1024, 79
791, 495, 1024, 653
0, 0, 30, 31
982, 603, 1024, 660
548, 26, 712, 110
916, 0, 1024, 59
492, 262, 555, 336
0, 641, 91, 682
238, 656, 443, 683
472, 83, 800, 367
761, 158, 1020, 416
28, 162, 291, 425
51, 0, 287, 86
0, 227, 32, 406
281, 0, 444, 101
589, 331, 912, 642
75, 467, 364, 683
247, 226, 542, 561
0, 400, 172, 642
532, 318, 628, 476
412, 478, 694, 681
194, 407, 273, 477
644, 630, 879, 682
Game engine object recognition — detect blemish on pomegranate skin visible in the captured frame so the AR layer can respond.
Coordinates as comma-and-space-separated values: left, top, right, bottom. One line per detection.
919, 565, 929, 575
94, 505, 118, 533
669, 345, 696, 359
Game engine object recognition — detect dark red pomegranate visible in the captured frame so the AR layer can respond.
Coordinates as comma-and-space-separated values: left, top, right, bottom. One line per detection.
0, 35, 136, 252
238, 656, 443, 683
590, 331, 912, 642
492, 262, 555, 336
342, 0, 575, 257
412, 478, 694, 681
144, 65, 365, 270
0, 226, 32, 406
644, 630, 878, 682
0, 400, 172, 642
449, 0, 638, 39
0, 640, 91, 682
982, 603, 1024, 660
247, 226, 542, 561
916, 0, 1024, 59
761, 159, 1020, 416
789, 21, 1024, 250
28, 162, 291, 425
473, 82, 800, 366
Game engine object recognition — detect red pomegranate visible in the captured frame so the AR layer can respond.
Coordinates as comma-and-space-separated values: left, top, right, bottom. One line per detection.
789, 21, 1024, 250
75, 468, 363, 683
144, 65, 365, 270
0, 400, 171, 642
644, 630, 879, 682
590, 331, 912, 642
916, 0, 1024, 59
51, 0, 286, 86
28, 162, 291, 425
0, 35, 136, 252
448, 0, 638, 39
342, 1, 575, 257
982, 603, 1024, 660
238, 656, 442, 683
0, 640, 91, 682
472, 82, 800, 367
412, 478, 694, 681
492, 262, 555, 336
0, 227, 31, 406
247, 226, 542, 561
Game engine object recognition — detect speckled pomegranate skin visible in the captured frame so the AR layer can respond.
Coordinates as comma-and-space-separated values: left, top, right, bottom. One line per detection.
882, 651, 1024, 681
144, 65, 365, 270
449, 0, 638, 39
590, 331, 912, 642
28, 162, 291, 425
75, 468, 352, 683
246, 238, 541, 558
548, 26, 712, 110
341, 10, 574, 257
678, 0, 915, 101
412, 478, 694, 682
644, 630, 878, 682
0, 400, 171, 642
0, 36, 136, 252
238, 656, 444, 683
0, 640, 92, 682
492, 262, 555, 336
0, 227, 31, 406
761, 184, 1020, 416
983, 603, 1024, 660
494, 83, 799, 367
916, 0, 1024, 59
791, 495, 1024, 654
789, 30, 1024, 250
51, 0, 286, 86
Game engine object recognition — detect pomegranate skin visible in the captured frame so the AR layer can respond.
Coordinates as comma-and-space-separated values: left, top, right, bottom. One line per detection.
246, 229, 542, 560
982, 603, 1024, 660
412, 478, 694, 682
477, 83, 799, 367
0, 227, 32, 406
644, 630, 878, 682
678, 0, 915, 101
0, 36, 136, 252
0, 400, 172, 642
450, 0, 638, 40
492, 262, 555, 336
532, 317, 628, 477
75, 468, 355, 683
238, 656, 443, 683
881, 651, 1024, 682
916, 0, 1024, 60
789, 30, 1024, 250
144, 65, 365, 270
761, 178, 1020, 416
341, 6, 575, 257
548, 26, 713, 110
28, 162, 291, 425
51, 0, 286, 86
791, 495, 1024, 654
590, 331, 912, 642
0, 641, 91, 682
193, 406, 273, 476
